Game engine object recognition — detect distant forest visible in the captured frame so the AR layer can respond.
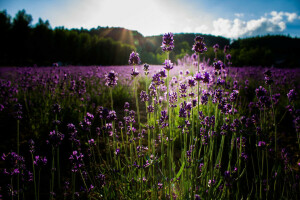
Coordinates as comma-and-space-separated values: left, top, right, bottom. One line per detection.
0, 9, 299, 67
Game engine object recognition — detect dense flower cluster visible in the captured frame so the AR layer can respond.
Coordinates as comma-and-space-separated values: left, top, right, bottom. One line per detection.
69, 151, 84, 172
163, 59, 174, 71
128, 51, 141, 65
192, 36, 207, 54
105, 70, 118, 87
161, 32, 174, 52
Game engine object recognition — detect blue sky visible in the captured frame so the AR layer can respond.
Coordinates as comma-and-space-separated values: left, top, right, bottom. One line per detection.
1, 0, 300, 38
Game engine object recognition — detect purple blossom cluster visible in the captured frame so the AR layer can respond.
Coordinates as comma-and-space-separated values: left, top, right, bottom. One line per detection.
161, 32, 174, 52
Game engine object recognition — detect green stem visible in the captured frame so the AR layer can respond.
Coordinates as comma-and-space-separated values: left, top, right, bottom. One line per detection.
31, 153, 37, 200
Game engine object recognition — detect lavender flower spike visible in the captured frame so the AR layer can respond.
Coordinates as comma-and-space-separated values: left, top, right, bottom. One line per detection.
105, 70, 118, 87
163, 60, 174, 71
128, 51, 141, 65
161, 32, 174, 52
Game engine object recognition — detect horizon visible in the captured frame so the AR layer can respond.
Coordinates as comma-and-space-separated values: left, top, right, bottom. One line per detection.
1, 0, 300, 39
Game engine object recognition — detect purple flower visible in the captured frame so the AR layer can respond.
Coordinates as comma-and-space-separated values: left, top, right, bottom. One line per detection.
158, 182, 163, 190
213, 44, 219, 52
163, 59, 174, 71
226, 54, 232, 60
179, 107, 187, 118
161, 33, 174, 52
179, 83, 188, 97
128, 51, 141, 65
188, 76, 196, 87
143, 63, 150, 75
255, 86, 267, 99
264, 70, 273, 85
14, 103, 23, 120
140, 90, 149, 102
287, 89, 297, 102
203, 72, 210, 84
114, 148, 120, 156
80, 112, 94, 131
34, 156, 47, 167
194, 72, 203, 81
147, 105, 154, 113
213, 60, 223, 71
28, 139, 35, 153
124, 102, 130, 109
192, 36, 207, 54
105, 70, 118, 87
107, 110, 117, 121
52, 103, 61, 114
230, 90, 239, 102
96, 173, 106, 187
169, 91, 178, 107
69, 151, 84, 172
131, 68, 139, 78
88, 139, 96, 146
224, 45, 230, 53
48, 130, 64, 147
159, 110, 169, 128
258, 141, 266, 147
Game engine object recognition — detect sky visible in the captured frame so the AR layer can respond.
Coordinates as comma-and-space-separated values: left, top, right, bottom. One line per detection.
1, 0, 300, 38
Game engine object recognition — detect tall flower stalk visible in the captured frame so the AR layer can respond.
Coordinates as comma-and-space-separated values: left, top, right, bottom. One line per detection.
129, 51, 141, 134
161, 32, 174, 198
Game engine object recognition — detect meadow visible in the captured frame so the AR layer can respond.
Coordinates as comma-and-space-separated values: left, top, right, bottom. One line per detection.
0, 34, 299, 200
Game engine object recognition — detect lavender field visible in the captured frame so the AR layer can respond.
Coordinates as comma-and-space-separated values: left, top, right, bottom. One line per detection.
0, 34, 300, 200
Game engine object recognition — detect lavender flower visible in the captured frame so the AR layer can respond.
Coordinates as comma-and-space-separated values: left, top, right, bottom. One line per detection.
28, 139, 35, 153
194, 72, 203, 81
159, 110, 169, 128
96, 174, 106, 187
140, 90, 149, 102
147, 105, 154, 113
69, 151, 84, 172
124, 102, 130, 109
161, 33, 174, 52
107, 110, 117, 121
33, 156, 47, 167
105, 70, 118, 87
230, 90, 239, 102
226, 54, 231, 60
188, 76, 196, 87
213, 44, 219, 52
169, 91, 178, 107
114, 148, 120, 156
203, 72, 210, 84
52, 103, 61, 114
128, 51, 141, 65
130, 68, 139, 78
192, 36, 207, 54
14, 103, 23, 119
287, 89, 297, 102
163, 59, 174, 71
213, 60, 223, 71
48, 130, 64, 147
80, 112, 94, 131
143, 63, 150, 75
255, 86, 267, 99
224, 45, 230, 54
263, 69, 273, 85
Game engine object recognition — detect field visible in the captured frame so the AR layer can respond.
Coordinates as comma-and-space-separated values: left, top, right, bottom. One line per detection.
0, 36, 300, 200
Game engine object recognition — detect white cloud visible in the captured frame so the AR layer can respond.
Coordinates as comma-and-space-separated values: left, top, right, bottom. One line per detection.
234, 13, 244, 18
209, 11, 299, 38
284, 12, 298, 22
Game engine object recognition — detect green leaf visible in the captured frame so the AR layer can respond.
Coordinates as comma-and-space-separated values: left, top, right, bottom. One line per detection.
175, 161, 185, 180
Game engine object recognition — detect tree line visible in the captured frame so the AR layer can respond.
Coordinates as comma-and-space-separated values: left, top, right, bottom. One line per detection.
0, 10, 135, 66
0, 9, 299, 67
